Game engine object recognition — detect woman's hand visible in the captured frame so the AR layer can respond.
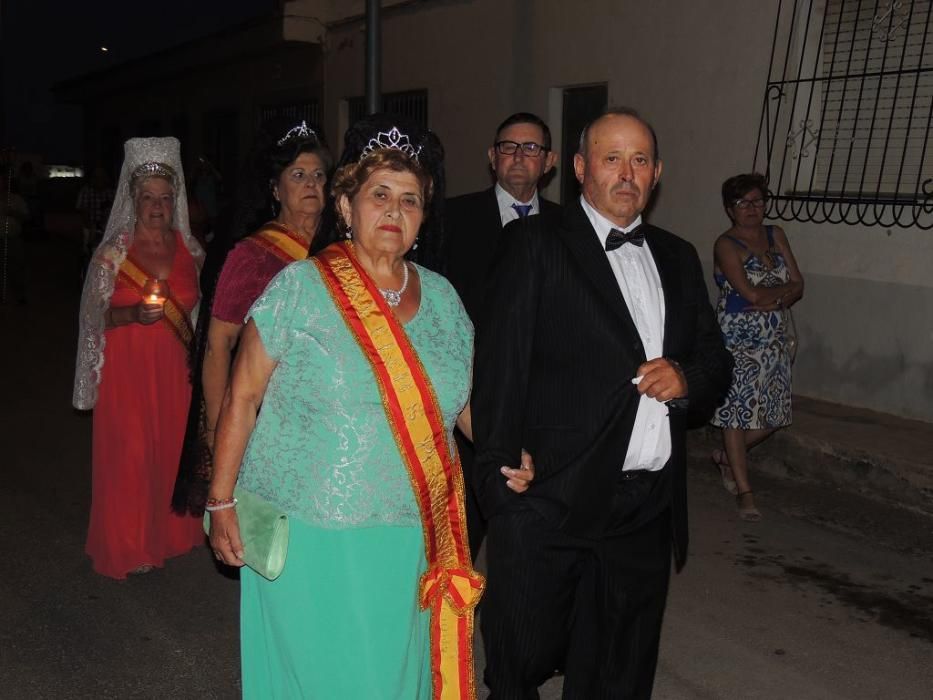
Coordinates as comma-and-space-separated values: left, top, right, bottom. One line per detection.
501, 449, 535, 493
135, 300, 165, 325
209, 507, 245, 567
744, 297, 786, 312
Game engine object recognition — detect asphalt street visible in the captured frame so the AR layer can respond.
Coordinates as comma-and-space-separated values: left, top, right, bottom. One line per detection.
2, 239, 931, 699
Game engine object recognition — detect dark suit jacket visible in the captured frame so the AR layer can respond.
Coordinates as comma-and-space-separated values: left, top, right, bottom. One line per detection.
444, 187, 561, 325
472, 201, 732, 569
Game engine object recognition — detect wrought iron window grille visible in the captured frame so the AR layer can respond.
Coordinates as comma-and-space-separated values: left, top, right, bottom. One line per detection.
753, 0, 933, 229
348, 89, 429, 128
259, 101, 322, 130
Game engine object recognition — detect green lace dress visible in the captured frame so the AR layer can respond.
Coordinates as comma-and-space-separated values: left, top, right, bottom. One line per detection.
237, 259, 473, 699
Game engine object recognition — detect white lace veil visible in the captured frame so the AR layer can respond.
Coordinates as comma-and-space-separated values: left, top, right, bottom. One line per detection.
72, 136, 205, 410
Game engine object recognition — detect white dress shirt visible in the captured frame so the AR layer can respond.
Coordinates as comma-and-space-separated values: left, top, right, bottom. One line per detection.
579, 195, 671, 472
495, 183, 540, 226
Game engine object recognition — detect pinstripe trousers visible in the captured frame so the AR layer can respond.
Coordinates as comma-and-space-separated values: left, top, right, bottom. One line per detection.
480, 475, 672, 699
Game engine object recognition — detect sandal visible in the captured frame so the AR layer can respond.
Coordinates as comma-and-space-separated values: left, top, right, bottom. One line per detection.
130, 564, 154, 575
736, 491, 761, 522
711, 449, 738, 495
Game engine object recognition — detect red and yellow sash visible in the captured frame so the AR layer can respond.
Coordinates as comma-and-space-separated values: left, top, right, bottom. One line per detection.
117, 256, 193, 351
314, 242, 483, 700
247, 222, 310, 264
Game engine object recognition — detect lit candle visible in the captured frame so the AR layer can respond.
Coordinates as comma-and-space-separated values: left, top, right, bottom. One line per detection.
143, 279, 167, 306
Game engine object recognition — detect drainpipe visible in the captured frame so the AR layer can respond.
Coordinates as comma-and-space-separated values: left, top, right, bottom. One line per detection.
365, 0, 381, 115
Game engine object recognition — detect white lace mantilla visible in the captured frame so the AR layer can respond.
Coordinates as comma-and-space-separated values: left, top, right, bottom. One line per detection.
72, 137, 204, 410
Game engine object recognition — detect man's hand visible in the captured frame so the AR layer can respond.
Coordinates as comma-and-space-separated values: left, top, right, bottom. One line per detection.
500, 449, 535, 493
634, 358, 687, 403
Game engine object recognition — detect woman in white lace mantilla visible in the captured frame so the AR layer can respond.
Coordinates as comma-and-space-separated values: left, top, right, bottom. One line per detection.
74, 136, 206, 579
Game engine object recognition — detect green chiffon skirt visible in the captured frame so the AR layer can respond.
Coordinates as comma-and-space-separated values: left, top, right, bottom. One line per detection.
240, 518, 432, 699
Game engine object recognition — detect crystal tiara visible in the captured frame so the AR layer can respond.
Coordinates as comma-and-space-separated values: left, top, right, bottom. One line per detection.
131, 162, 178, 184
277, 121, 317, 146
360, 126, 421, 161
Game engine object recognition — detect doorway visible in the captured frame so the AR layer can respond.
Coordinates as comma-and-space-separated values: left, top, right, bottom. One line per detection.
560, 84, 608, 204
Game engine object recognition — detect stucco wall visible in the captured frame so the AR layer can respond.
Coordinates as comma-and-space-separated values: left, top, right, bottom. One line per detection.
320, 0, 933, 421
321, 0, 525, 189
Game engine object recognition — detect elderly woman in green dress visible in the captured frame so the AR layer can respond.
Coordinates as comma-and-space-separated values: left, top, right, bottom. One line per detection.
207, 115, 532, 699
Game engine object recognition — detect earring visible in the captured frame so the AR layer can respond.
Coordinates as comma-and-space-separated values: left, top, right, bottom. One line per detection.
412, 236, 419, 250
344, 225, 352, 240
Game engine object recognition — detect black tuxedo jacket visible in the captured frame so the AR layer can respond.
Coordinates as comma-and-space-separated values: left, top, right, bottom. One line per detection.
472, 201, 732, 569
444, 187, 561, 325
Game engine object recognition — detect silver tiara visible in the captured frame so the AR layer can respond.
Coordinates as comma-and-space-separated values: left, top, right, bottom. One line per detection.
131, 161, 178, 184
360, 127, 421, 161
277, 121, 317, 146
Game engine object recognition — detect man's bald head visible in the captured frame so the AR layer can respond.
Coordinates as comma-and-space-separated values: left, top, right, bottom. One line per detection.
578, 107, 660, 162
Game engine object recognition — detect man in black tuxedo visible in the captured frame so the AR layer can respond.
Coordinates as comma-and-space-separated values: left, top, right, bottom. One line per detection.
473, 108, 732, 699
445, 112, 560, 558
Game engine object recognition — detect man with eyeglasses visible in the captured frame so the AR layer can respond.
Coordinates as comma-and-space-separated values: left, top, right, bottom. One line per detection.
444, 112, 560, 560
445, 112, 560, 322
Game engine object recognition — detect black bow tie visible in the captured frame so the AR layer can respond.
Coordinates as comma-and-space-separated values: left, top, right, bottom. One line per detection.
605, 225, 646, 251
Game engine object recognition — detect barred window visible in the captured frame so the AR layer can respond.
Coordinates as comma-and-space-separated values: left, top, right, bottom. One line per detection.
754, 0, 932, 229
347, 89, 429, 128
259, 101, 321, 129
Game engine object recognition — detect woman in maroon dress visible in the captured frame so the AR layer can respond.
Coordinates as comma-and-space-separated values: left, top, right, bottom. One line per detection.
172, 123, 331, 513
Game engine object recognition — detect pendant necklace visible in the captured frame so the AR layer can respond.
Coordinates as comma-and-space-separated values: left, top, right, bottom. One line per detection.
379, 262, 409, 307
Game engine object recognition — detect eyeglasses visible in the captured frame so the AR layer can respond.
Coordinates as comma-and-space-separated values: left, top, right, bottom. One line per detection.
733, 198, 767, 209
494, 140, 548, 157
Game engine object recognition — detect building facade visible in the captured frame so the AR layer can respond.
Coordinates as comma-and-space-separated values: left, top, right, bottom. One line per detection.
59, 0, 933, 421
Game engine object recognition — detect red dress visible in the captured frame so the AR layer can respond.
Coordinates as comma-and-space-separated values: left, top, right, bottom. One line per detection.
86, 232, 204, 579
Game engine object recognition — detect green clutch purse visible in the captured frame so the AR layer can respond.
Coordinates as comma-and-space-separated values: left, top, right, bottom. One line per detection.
203, 487, 289, 581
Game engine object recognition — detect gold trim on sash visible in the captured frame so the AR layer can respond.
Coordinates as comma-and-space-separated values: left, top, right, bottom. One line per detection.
250, 222, 310, 263
314, 242, 482, 700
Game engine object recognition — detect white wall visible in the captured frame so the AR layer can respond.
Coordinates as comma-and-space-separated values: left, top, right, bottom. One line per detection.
320, 0, 933, 421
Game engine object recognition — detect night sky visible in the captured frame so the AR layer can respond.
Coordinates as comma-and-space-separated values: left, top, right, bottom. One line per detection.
1, 0, 275, 163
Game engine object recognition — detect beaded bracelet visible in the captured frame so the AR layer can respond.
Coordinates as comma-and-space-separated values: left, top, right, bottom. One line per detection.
204, 497, 238, 512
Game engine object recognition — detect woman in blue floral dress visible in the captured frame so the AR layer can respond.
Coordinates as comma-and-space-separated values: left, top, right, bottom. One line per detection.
711, 173, 804, 521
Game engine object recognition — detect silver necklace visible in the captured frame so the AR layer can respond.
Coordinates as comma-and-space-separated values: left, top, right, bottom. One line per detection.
379, 262, 409, 307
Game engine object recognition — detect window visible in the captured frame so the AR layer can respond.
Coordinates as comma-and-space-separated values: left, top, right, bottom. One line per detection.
347, 89, 429, 128
753, 0, 933, 229
259, 101, 321, 130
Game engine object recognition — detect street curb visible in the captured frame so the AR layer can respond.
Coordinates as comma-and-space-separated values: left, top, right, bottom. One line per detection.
688, 427, 933, 519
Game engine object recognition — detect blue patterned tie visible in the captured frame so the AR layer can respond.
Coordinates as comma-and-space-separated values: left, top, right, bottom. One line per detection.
512, 203, 533, 218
